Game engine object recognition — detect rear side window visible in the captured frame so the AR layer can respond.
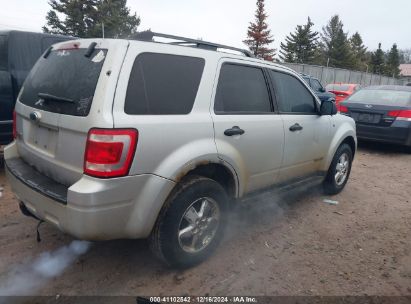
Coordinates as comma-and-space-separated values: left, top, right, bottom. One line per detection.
20, 48, 107, 116
270, 71, 317, 114
125, 53, 205, 115
214, 64, 272, 114
310, 79, 323, 92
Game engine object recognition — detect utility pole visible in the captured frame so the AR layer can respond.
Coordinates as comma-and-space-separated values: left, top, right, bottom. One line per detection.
102, 22, 105, 38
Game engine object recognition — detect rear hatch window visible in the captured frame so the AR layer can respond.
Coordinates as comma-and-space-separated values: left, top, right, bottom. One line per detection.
19, 46, 107, 116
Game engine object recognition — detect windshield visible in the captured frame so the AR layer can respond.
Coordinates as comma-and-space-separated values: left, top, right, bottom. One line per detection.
19, 47, 107, 116
326, 84, 351, 91
347, 89, 411, 106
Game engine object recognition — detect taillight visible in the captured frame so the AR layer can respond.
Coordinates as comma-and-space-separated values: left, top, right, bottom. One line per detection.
387, 110, 411, 121
12, 111, 17, 139
84, 129, 138, 178
339, 105, 349, 113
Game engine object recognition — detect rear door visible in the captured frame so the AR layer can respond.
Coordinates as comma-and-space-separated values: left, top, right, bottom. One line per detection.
211, 60, 285, 194
268, 69, 332, 182
14, 39, 129, 186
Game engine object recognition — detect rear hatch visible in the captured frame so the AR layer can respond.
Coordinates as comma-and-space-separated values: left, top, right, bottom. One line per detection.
14, 39, 129, 186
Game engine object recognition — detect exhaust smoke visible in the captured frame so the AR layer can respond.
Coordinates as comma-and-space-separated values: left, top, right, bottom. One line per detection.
0, 240, 91, 297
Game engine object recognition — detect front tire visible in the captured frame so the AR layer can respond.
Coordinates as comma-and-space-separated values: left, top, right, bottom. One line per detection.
323, 143, 353, 195
149, 175, 229, 268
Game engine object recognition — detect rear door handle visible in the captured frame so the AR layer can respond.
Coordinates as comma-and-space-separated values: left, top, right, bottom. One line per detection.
224, 126, 245, 136
289, 123, 303, 132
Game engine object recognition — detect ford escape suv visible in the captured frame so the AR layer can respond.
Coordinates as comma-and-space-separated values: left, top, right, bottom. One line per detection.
4, 32, 356, 268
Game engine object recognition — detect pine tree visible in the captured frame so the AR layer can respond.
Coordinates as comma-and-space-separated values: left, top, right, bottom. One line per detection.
89, 0, 140, 38
243, 0, 275, 61
370, 43, 385, 74
349, 32, 367, 71
43, 0, 97, 37
386, 44, 400, 78
43, 0, 140, 38
399, 49, 411, 63
320, 15, 354, 69
279, 17, 319, 64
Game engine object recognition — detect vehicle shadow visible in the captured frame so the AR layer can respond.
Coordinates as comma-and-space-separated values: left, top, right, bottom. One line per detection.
3, 181, 323, 295
79, 183, 322, 270
357, 140, 410, 154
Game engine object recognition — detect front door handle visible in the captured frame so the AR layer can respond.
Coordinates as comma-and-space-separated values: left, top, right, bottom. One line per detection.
224, 126, 245, 136
289, 123, 303, 132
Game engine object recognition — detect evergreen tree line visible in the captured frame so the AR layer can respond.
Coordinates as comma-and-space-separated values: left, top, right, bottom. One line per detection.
44, 1, 404, 78
43, 0, 140, 38
243, 0, 403, 78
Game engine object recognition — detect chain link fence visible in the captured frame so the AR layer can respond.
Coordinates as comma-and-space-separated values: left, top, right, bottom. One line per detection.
279, 63, 406, 87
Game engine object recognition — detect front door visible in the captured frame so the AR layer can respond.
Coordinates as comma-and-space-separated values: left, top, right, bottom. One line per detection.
211, 60, 285, 195
268, 69, 332, 182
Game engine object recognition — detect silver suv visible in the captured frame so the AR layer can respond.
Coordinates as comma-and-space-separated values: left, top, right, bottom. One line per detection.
4, 32, 356, 268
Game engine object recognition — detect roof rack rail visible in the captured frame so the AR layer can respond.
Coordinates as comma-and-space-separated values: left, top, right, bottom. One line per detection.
130, 31, 254, 58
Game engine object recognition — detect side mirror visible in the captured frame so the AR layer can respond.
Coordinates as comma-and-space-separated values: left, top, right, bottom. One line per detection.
319, 87, 326, 93
320, 99, 337, 115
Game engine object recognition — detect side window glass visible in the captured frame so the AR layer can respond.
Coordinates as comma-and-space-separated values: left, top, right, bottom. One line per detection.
125, 53, 205, 115
270, 71, 317, 114
214, 64, 272, 114
311, 79, 323, 92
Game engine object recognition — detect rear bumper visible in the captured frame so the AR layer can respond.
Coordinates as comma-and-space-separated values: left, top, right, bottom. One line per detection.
4, 142, 176, 240
356, 122, 411, 146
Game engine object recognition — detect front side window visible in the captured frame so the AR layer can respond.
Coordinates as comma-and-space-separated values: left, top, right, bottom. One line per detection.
125, 53, 205, 115
214, 64, 272, 114
270, 71, 317, 114
311, 79, 323, 92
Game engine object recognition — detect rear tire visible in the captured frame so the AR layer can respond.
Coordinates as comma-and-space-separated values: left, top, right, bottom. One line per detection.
149, 175, 228, 268
323, 143, 353, 195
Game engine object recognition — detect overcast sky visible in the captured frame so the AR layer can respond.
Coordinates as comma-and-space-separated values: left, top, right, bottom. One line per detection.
0, 0, 410, 55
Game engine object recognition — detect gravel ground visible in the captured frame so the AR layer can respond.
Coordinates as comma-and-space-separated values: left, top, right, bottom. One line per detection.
0, 142, 410, 297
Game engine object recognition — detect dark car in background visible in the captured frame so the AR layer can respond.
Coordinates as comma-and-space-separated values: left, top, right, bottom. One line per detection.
0, 30, 72, 145
301, 74, 336, 103
340, 85, 411, 149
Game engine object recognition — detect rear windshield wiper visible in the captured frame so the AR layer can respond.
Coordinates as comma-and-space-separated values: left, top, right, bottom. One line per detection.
38, 93, 75, 104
